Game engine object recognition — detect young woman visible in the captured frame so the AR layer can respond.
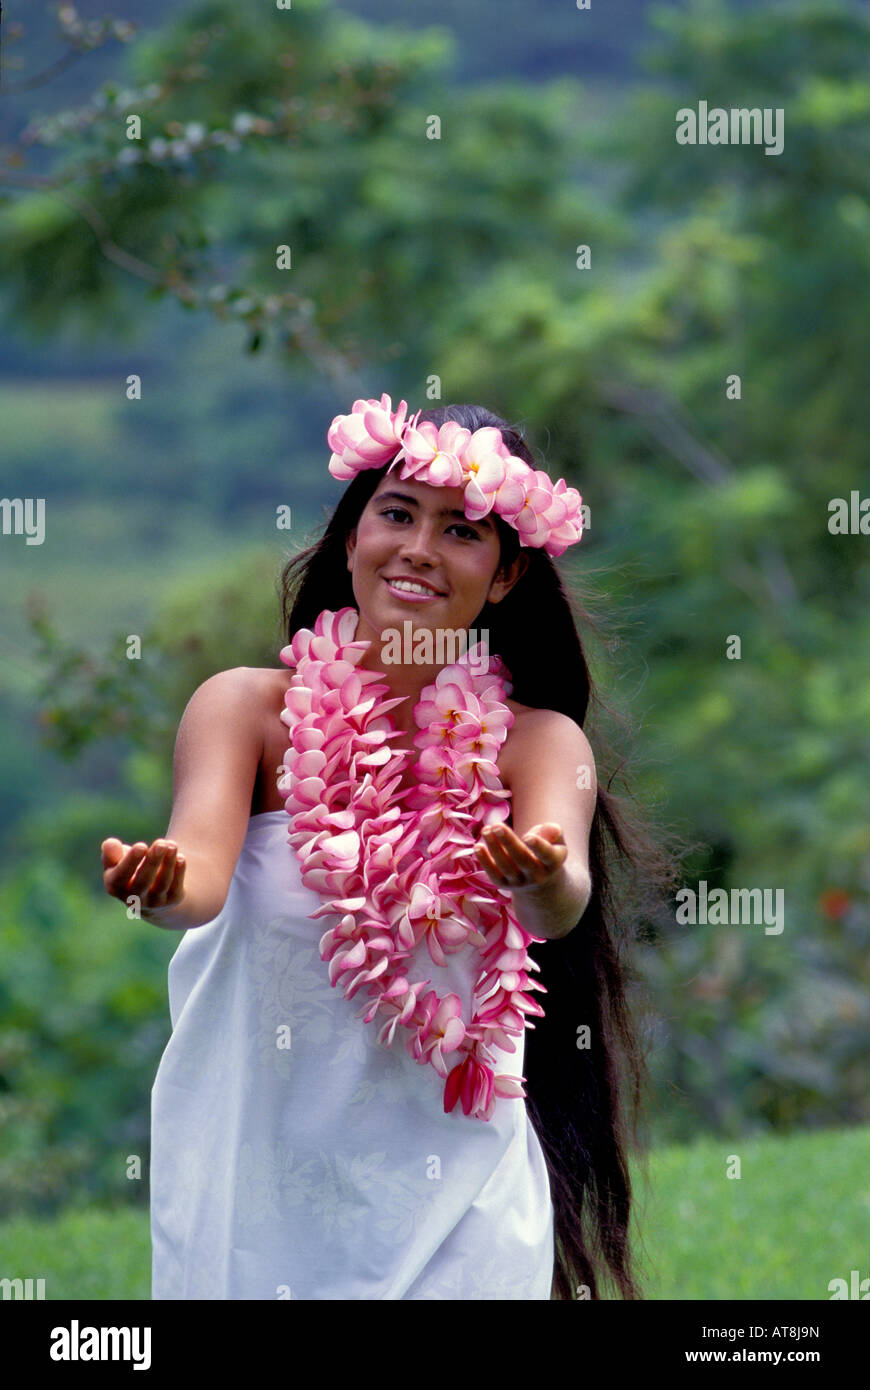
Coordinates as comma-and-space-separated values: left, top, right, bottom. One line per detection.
102, 397, 678, 1300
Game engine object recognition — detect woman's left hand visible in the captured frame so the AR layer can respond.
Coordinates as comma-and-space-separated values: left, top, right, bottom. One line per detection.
474, 821, 568, 893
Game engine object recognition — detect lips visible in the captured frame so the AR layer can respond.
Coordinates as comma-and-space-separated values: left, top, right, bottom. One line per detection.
384, 575, 446, 596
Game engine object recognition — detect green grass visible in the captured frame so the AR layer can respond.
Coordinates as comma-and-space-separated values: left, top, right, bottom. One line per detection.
632, 1123, 870, 1300
0, 1124, 867, 1299
0, 1205, 151, 1300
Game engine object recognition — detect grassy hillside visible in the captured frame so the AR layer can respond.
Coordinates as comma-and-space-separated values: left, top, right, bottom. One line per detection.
0, 1123, 865, 1299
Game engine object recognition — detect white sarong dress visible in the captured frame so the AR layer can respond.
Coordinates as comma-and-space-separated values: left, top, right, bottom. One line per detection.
149, 809, 554, 1299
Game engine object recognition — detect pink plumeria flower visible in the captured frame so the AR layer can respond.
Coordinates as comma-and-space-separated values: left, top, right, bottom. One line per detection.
415, 744, 465, 789
374, 977, 426, 1047
414, 678, 471, 728
452, 707, 509, 754
443, 1054, 494, 1117
395, 419, 470, 487
490, 455, 530, 522
414, 992, 466, 1076
327, 394, 417, 478
457, 427, 509, 518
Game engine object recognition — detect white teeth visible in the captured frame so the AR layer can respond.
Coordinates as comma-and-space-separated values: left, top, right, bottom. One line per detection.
389, 579, 439, 596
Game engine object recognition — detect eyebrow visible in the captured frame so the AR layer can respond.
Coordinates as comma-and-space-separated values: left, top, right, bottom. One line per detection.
375, 490, 493, 527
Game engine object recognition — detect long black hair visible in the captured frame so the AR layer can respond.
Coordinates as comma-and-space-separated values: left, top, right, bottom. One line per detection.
277, 403, 685, 1299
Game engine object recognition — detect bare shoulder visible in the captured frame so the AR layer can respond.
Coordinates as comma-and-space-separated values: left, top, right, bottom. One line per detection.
209, 664, 272, 689
264, 664, 294, 685
502, 701, 596, 785
231, 665, 295, 729
182, 664, 270, 710
245, 665, 298, 734
240, 665, 293, 699
183, 666, 289, 736
175, 665, 271, 761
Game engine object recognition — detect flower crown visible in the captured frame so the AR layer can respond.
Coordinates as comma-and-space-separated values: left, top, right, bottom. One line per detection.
327, 394, 584, 558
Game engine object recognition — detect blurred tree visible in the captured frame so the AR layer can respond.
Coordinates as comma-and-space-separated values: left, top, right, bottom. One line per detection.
1, 1, 868, 1208
0, 0, 608, 387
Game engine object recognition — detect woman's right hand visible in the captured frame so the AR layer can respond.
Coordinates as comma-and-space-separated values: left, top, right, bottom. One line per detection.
101, 838, 187, 917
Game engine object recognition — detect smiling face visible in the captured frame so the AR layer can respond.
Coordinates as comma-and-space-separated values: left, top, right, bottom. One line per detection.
345, 474, 528, 647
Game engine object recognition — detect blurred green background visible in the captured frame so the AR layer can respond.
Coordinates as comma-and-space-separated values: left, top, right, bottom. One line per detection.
1, 0, 868, 1298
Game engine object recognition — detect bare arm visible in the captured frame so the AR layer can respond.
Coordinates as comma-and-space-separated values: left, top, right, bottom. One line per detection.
475, 709, 597, 940
101, 667, 265, 930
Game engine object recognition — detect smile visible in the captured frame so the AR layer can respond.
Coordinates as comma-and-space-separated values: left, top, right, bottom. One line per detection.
384, 577, 444, 601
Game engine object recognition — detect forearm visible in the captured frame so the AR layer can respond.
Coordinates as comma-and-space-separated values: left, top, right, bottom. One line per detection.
510, 860, 591, 941
139, 850, 226, 931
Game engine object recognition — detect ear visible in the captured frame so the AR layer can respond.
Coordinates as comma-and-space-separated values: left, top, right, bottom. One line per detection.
487, 551, 529, 605
346, 528, 356, 572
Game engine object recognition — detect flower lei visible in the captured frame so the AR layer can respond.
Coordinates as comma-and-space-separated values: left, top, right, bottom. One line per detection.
277, 606, 548, 1121
327, 393, 584, 558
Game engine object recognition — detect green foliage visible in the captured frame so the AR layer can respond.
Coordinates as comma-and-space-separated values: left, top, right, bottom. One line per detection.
0, 855, 174, 1218
0, 0, 868, 1214
0, 0, 462, 354
24, 548, 287, 764
0, 1206, 151, 1300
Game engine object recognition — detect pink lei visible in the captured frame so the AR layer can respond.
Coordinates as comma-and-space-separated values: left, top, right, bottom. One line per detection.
277, 607, 547, 1121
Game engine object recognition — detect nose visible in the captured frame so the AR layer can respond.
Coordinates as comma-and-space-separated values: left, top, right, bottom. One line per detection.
397, 519, 441, 567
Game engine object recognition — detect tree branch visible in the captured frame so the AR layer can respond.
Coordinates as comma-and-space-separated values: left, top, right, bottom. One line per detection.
598, 379, 733, 485
597, 378, 800, 612
2, 46, 88, 94
0, 170, 168, 284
